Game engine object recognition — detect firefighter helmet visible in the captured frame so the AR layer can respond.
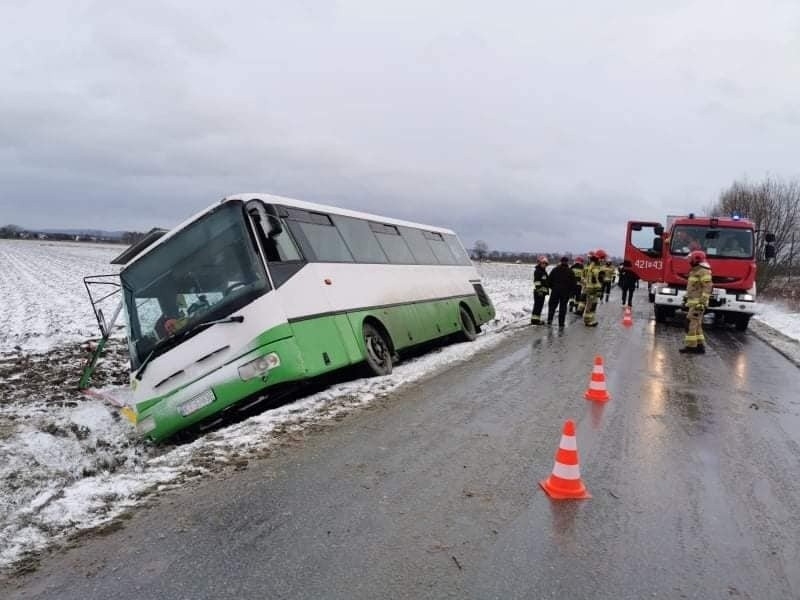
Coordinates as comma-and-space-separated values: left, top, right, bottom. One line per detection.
689, 250, 707, 265
575, 256, 585, 265
595, 249, 608, 260
537, 255, 549, 265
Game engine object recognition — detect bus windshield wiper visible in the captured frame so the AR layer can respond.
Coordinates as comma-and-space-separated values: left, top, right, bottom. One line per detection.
135, 316, 244, 381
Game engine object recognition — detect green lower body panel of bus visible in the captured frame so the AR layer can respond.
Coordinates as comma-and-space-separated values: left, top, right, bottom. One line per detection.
135, 293, 494, 441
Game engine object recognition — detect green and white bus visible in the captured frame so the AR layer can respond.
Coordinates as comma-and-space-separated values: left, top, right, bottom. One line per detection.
114, 193, 495, 441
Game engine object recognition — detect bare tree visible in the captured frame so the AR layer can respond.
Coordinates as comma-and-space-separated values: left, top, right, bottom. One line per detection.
473, 240, 489, 261
709, 176, 800, 291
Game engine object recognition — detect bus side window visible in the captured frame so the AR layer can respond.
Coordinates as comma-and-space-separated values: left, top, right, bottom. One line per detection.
332, 215, 388, 263
444, 234, 472, 266
424, 231, 457, 265
268, 223, 301, 262
370, 222, 415, 264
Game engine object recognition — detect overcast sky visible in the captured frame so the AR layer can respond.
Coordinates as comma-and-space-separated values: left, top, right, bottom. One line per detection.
2, 1, 799, 254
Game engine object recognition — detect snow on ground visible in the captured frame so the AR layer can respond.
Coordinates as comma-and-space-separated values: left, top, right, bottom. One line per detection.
0, 240, 121, 353
755, 302, 800, 343
0, 244, 535, 574
752, 302, 800, 366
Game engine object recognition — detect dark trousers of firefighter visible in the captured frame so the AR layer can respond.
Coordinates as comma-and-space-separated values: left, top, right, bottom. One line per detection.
547, 292, 569, 326
685, 306, 705, 348
621, 287, 635, 306
583, 291, 599, 325
601, 281, 612, 302
531, 292, 547, 323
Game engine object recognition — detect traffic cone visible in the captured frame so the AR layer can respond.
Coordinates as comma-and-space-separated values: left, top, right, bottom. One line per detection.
622, 306, 633, 327
539, 420, 591, 500
584, 355, 611, 402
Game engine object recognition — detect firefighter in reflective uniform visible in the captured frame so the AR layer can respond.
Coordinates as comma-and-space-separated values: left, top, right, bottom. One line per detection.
601, 260, 615, 302
582, 250, 606, 327
569, 256, 585, 312
531, 256, 549, 325
680, 250, 712, 354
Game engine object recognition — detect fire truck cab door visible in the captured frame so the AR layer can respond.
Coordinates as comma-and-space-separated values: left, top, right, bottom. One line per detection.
625, 221, 664, 282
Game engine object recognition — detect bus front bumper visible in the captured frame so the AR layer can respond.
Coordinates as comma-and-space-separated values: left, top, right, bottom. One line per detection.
134, 337, 305, 442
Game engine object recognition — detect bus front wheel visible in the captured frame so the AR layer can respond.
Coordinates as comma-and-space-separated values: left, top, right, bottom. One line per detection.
363, 322, 393, 376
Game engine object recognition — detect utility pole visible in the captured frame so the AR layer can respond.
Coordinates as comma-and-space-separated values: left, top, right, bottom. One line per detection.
789, 231, 796, 285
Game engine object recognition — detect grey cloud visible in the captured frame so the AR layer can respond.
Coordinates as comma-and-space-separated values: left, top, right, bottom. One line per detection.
2, 1, 800, 254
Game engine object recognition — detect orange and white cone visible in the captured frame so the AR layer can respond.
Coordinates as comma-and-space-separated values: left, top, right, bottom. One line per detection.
539, 420, 591, 500
584, 355, 611, 402
622, 306, 633, 327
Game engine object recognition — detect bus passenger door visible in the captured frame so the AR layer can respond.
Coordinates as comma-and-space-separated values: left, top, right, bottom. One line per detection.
625, 221, 664, 282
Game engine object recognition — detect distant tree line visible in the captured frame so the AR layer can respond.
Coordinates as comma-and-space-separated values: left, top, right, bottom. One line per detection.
0, 224, 147, 245
708, 176, 800, 292
469, 240, 621, 265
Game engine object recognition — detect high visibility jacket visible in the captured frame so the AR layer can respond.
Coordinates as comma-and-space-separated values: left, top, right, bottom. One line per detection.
582, 261, 605, 292
570, 263, 584, 284
686, 263, 712, 308
533, 265, 549, 296
605, 265, 617, 285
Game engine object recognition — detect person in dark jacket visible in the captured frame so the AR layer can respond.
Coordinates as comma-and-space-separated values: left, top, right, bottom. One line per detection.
547, 256, 577, 327
531, 256, 549, 325
618, 260, 639, 307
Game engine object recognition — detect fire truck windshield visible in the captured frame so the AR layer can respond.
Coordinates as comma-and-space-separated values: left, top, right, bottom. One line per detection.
670, 225, 753, 259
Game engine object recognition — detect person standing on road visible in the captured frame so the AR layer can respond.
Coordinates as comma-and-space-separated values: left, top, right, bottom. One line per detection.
601, 260, 615, 302
569, 256, 585, 313
530, 256, 550, 325
618, 260, 639, 307
582, 250, 606, 327
547, 256, 577, 327
680, 250, 713, 354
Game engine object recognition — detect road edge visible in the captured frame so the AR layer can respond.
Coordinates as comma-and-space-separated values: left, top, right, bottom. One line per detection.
750, 318, 800, 368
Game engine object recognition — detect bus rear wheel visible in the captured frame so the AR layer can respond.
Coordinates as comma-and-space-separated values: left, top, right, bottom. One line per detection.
457, 306, 477, 342
363, 322, 393, 376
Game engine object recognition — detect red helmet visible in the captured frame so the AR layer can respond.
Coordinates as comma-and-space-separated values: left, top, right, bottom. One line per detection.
595, 249, 608, 260
689, 250, 707, 265
575, 256, 585, 265
587, 250, 596, 258
537, 255, 549, 265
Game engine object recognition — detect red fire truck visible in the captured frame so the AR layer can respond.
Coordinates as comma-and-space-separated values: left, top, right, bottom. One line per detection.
624, 214, 775, 331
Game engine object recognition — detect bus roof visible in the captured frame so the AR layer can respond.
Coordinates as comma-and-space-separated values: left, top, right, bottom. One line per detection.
225, 193, 455, 235
120, 193, 456, 268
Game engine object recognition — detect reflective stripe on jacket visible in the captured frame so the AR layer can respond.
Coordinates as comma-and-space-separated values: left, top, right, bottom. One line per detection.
582, 262, 605, 292
686, 264, 712, 307
533, 265, 549, 295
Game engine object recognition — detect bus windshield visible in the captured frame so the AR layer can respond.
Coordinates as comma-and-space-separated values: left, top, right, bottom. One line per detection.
121, 202, 269, 369
670, 225, 754, 259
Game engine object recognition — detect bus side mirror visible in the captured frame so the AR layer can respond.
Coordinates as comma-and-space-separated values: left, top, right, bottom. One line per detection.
765, 244, 776, 260
652, 238, 663, 253
267, 215, 283, 237
765, 233, 776, 243
654, 225, 664, 236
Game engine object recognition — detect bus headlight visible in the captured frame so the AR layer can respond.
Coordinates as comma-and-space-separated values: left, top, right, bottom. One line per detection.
736, 293, 754, 302
178, 389, 216, 417
238, 352, 281, 381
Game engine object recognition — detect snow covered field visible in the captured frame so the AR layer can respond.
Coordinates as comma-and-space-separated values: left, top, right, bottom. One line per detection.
0, 241, 533, 574
2, 239, 798, 575
0, 240, 121, 354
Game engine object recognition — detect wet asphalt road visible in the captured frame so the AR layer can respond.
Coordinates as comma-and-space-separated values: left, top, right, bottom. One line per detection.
4, 297, 800, 600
